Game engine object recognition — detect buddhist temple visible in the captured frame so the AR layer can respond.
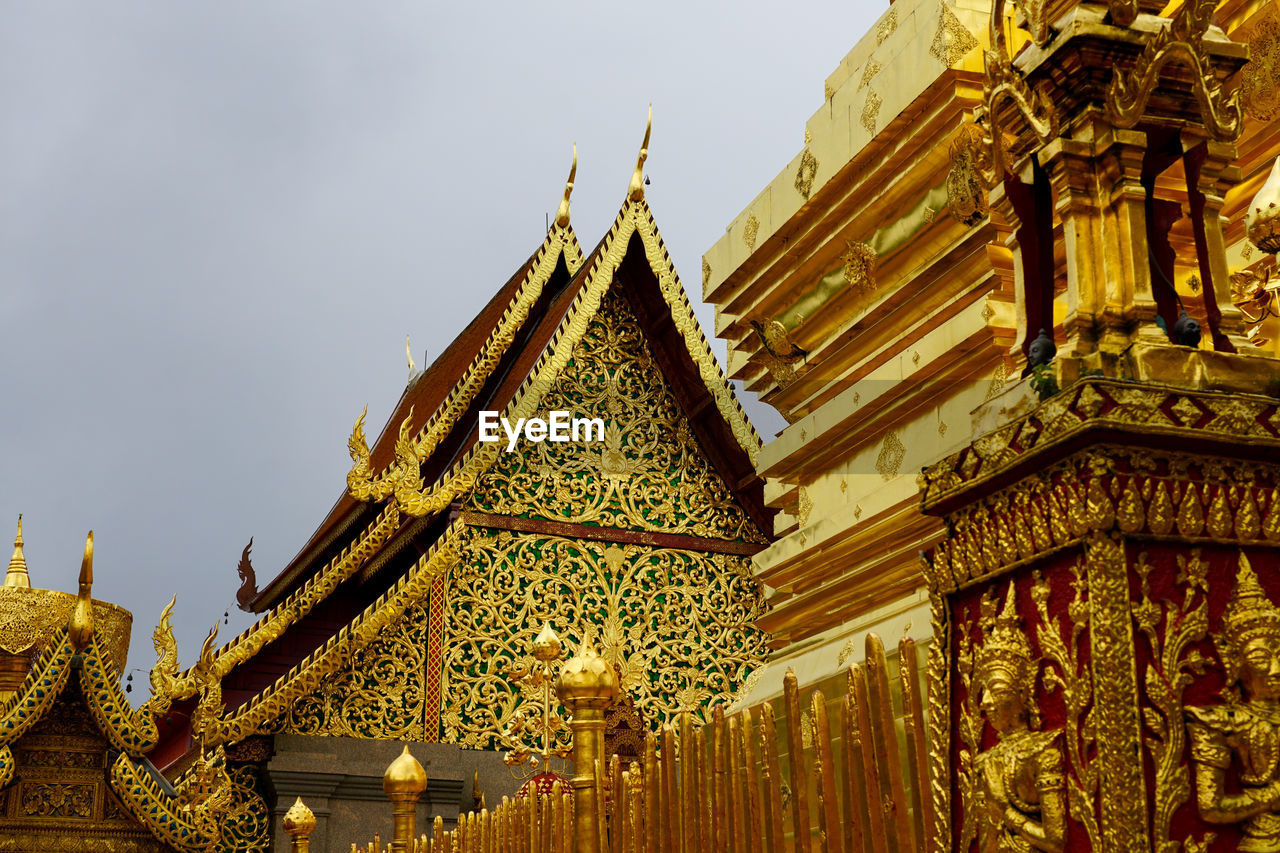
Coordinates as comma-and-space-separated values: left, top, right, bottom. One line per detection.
6, 0, 1280, 851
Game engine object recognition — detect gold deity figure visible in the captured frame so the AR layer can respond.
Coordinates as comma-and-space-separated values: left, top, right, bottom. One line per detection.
971, 584, 1066, 853
1186, 553, 1280, 852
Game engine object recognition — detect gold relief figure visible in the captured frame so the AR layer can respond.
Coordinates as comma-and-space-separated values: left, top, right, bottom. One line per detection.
970, 584, 1066, 853
1186, 553, 1280, 852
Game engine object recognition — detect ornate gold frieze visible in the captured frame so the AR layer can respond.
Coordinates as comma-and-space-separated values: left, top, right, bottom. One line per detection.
743, 214, 759, 252
468, 290, 763, 543
440, 526, 768, 750
947, 123, 991, 226
924, 446, 1280, 594
920, 380, 1280, 512
861, 90, 882, 135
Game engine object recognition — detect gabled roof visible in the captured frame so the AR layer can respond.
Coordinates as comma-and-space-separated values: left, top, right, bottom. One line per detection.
203, 131, 773, 733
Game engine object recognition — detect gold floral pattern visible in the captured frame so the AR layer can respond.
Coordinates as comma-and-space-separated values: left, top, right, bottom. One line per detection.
469, 291, 764, 543
441, 528, 768, 749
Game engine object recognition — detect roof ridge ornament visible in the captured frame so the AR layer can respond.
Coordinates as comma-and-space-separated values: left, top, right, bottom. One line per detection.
627, 104, 652, 203
69, 531, 94, 650
4, 514, 29, 589
554, 142, 577, 228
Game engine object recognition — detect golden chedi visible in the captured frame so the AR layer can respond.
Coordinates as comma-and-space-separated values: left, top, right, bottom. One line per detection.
0, 518, 132, 695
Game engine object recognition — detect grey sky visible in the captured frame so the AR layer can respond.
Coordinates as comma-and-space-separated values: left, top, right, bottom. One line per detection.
1, 3, 875, 686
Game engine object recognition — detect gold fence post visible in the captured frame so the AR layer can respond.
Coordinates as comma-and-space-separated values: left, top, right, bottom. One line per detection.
384, 745, 429, 852
283, 797, 317, 853
556, 634, 619, 853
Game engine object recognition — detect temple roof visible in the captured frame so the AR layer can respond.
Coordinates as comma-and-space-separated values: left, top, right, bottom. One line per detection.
193, 134, 773, 745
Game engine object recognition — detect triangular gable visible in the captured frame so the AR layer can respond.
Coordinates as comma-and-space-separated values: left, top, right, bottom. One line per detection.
383, 194, 768, 531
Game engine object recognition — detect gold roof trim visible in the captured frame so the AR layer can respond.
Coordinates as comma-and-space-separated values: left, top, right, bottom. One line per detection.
207, 519, 462, 746
347, 207, 585, 504
386, 191, 763, 519
109, 752, 223, 852
201, 505, 399, 680
0, 628, 76, 787
4, 515, 28, 589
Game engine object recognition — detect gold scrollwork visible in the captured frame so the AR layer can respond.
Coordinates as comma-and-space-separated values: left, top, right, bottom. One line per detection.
1032, 561, 1099, 851
441, 528, 768, 750
278, 601, 430, 741
1133, 550, 1211, 853
470, 291, 764, 543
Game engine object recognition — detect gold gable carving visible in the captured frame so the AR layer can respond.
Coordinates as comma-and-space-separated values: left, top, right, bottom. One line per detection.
467, 290, 765, 544
441, 527, 769, 750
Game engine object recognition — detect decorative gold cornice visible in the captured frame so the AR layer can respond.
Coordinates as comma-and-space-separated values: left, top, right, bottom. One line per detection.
0, 628, 76, 787
921, 379, 1280, 512
922, 446, 1280, 594
78, 632, 159, 756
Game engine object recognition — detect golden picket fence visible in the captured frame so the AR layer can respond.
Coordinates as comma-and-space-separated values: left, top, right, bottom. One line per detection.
282, 633, 929, 853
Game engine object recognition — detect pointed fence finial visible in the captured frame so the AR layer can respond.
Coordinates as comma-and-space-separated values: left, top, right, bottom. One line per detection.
628, 104, 652, 202
5, 515, 29, 589
69, 531, 94, 650
555, 142, 577, 228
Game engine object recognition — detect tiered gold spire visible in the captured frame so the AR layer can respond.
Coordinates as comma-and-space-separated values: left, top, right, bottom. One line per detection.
4, 516, 29, 589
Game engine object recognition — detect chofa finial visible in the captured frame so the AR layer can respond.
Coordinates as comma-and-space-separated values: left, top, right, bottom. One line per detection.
628, 104, 652, 202
554, 142, 577, 228
69, 531, 94, 650
5, 515, 29, 589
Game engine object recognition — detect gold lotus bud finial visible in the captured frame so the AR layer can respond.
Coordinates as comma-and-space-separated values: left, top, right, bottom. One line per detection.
554, 142, 577, 228
68, 531, 94, 650
627, 104, 653, 203
383, 745, 428, 797
1247, 156, 1280, 255
4, 515, 29, 589
555, 630, 619, 709
282, 797, 316, 838
532, 621, 563, 662
1218, 552, 1280, 683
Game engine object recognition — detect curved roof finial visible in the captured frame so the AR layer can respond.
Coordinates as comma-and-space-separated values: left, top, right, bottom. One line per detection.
5, 515, 29, 589
554, 142, 577, 228
69, 531, 94, 650
628, 104, 652, 202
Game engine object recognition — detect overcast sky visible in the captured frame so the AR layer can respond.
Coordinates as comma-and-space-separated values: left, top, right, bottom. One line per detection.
1, 3, 877, 688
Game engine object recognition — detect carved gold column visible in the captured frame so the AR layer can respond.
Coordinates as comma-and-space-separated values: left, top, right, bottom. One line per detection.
283, 798, 316, 853
556, 635, 618, 853
383, 745, 427, 852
